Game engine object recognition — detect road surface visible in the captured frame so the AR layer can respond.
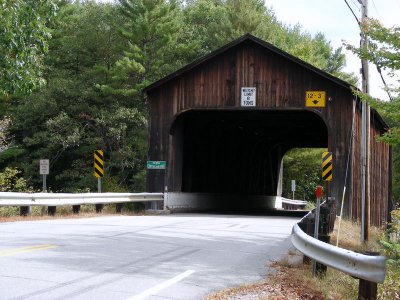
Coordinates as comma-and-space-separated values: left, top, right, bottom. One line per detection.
0, 214, 298, 300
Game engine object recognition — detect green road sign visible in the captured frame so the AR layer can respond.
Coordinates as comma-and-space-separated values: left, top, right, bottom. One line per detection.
147, 161, 166, 169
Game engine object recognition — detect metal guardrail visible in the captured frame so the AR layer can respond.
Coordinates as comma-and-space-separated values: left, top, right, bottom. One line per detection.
281, 197, 307, 210
281, 197, 307, 205
0, 192, 163, 206
291, 218, 386, 284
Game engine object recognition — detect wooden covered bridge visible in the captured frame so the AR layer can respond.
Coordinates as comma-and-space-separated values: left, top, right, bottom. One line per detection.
144, 34, 391, 226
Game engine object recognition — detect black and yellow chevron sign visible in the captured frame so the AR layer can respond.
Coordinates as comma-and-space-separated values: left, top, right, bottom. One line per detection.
94, 150, 104, 178
322, 151, 333, 181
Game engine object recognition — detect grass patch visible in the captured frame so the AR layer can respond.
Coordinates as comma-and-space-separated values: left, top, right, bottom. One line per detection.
331, 218, 382, 252
271, 261, 359, 300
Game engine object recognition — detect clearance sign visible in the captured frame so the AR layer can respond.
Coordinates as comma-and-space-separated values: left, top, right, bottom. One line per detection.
305, 91, 326, 107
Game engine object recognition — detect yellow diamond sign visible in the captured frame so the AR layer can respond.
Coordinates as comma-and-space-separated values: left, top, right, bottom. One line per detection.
306, 91, 326, 107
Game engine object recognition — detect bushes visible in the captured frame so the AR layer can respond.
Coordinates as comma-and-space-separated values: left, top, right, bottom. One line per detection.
379, 208, 400, 299
0, 167, 31, 192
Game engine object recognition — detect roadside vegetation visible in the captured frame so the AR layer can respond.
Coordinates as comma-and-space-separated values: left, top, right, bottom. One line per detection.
282, 148, 326, 201
206, 212, 400, 300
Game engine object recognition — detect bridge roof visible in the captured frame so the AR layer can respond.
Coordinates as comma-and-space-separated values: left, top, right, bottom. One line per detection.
144, 33, 353, 93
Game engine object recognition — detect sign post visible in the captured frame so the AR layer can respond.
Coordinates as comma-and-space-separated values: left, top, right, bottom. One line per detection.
312, 185, 323, 277
147, 161, 167, 210
291, 180, 296, 200
39, 159, 49, 192
94, 150, 104, 213
39, 159, 52, 215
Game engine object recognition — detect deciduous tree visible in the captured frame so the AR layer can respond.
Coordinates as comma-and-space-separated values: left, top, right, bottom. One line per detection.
0, 0, 56, 98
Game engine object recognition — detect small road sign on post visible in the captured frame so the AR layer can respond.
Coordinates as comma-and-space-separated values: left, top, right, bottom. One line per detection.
94, 150, 104, 179
39, 159, 50, 215
40, 159, 49, 192
147, 161, 166, 169
94, 150, 104, 212
322, 152, 333, 181
147, 161, 166, 210
313, 185, 323, 277
40, 159, 49, 175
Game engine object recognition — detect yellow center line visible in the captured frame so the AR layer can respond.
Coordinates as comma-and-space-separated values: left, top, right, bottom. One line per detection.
0, 244, 58, 257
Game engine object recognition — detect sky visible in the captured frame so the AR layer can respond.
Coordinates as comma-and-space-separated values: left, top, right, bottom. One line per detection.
265, 0, 400, 100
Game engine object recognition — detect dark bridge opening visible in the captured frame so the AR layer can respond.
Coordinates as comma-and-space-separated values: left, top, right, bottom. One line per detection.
173, 110, 328, 196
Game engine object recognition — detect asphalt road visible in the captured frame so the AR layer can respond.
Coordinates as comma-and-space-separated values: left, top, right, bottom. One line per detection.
0, 213, 299, 300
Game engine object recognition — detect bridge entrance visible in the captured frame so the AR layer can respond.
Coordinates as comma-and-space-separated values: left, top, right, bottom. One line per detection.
174, 109, 327, 196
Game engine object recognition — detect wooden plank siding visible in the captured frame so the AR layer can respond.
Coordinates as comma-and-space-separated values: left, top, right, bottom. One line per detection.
145, 35, 390, 226
350, 102, 391, 226
369, 113, 390, 226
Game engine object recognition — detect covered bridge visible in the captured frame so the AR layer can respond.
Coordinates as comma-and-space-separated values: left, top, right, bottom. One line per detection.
144, 34, 391, 226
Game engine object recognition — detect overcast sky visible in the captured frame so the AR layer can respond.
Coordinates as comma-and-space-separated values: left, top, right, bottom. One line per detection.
265, 0, 400, 100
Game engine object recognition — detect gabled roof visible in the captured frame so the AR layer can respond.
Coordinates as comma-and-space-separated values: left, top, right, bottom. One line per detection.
143, 33, 354, 93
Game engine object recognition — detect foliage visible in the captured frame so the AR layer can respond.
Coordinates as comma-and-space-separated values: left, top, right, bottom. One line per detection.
0, 167, 30, 192
4, 1, 147, 192
101, 0, 188, 96
182, 0, 232, 57
282, 148, 325, 201
353, 19, 400, 76
351, 88, 400, 146
0, 0, 57, 98
226, 0, 266, 36
351, 20, 400, 132
0, 116, 12, 153
378, 209, 400, 299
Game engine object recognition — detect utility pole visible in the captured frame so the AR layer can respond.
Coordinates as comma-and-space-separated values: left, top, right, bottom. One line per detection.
360, 0, 370, 242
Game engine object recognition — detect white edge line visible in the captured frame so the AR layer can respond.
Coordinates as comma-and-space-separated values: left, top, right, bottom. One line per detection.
127, 270, 195, 300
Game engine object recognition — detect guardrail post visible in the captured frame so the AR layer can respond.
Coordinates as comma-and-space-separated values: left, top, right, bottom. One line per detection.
313, 205, 331, 276
299, 216, 314, 264
95, 204, 103, 213
48, 206, 56, 216
358, 278, 377, 300
116, 203, 123, 213
358, 252, 379, 300
315, 233, 330, 276
72, 205, 80, 214
20, 206, 30, 216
